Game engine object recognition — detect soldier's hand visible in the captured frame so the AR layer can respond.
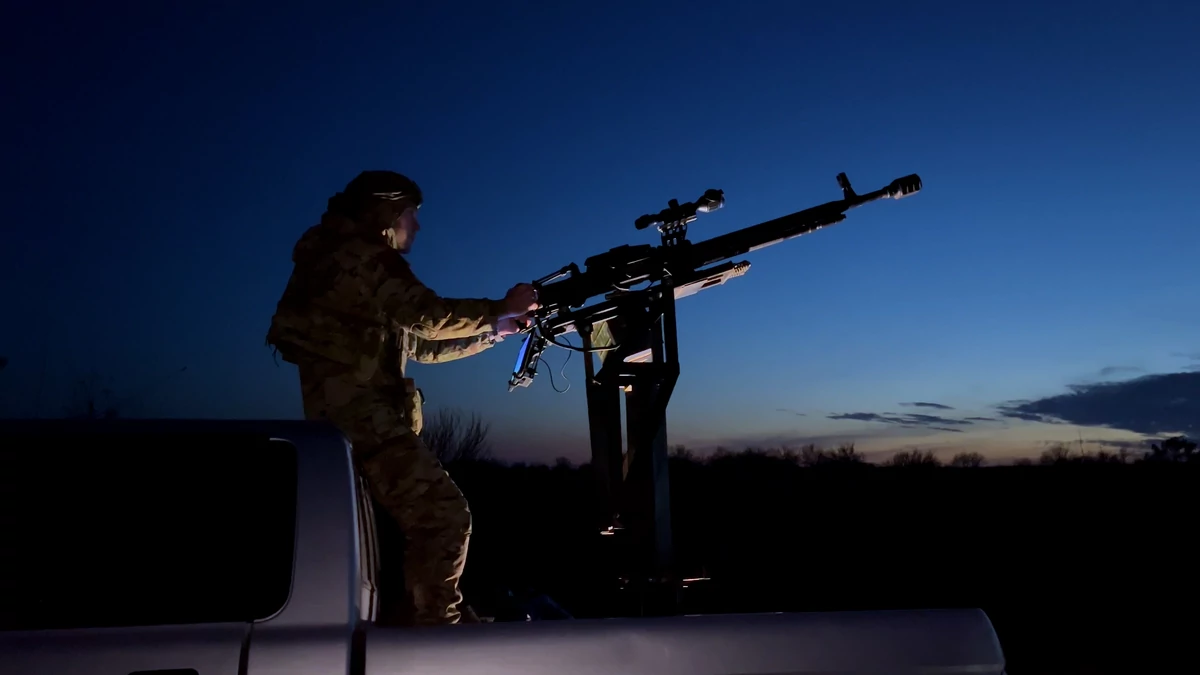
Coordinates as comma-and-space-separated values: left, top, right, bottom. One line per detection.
502, 283, 539, 318
496, 315, 530, 337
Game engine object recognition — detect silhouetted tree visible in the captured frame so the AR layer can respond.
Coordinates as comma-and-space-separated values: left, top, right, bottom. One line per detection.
1036, 442, 1135, 465
62, 370, 121, 419
1144, 436, 1198, 463
53, 365, 187, 420
669, 444, 697, 461
0, 356, 9, 417
832, 443, 867, 464
709, 446, 733, 460
948, 451, 987, 468
797, 443, 867, 467
886, 449, 941, 467
421, 407, 495, 466
1086, 449, 1130, 464
1038, 443, 1075, 465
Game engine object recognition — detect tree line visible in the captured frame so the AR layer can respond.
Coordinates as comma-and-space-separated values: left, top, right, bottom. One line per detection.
421, 406, 1198, 471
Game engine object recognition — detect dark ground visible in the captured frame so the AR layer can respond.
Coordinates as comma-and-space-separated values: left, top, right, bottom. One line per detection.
417, 449, 1200, 675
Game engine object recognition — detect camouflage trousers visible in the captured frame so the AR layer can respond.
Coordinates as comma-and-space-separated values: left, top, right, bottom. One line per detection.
296, 359, 472, 626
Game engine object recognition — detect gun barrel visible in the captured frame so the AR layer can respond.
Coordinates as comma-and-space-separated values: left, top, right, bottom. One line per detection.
687, 174, 921, 269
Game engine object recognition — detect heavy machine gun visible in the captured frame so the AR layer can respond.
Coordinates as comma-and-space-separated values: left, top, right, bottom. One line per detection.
506, 171, 923, 615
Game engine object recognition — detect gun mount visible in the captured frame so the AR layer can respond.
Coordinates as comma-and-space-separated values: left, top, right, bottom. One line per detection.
507, 171, 922, 616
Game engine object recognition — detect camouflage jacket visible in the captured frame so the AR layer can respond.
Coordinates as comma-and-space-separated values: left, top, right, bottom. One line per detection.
266, 212, 505, 382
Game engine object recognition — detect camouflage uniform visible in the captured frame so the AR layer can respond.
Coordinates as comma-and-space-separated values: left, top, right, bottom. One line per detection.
266, 171, 506, 625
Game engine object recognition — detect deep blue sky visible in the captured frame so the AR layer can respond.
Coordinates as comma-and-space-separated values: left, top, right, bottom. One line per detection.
2, 1, 1198, 463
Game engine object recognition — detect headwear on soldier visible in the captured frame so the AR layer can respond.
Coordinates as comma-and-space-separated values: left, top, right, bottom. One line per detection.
327, 170, 423, 221
343, 170, 423, 208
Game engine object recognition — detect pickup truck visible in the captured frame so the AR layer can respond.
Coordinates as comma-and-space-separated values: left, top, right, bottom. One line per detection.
0, 418, 1007, 675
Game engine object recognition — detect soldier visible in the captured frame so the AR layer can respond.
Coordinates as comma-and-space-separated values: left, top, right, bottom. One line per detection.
266, 170, 537, 626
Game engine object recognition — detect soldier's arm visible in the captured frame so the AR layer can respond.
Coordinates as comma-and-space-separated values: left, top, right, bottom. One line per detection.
356, 248, 508, 340
408, 333, 498, 364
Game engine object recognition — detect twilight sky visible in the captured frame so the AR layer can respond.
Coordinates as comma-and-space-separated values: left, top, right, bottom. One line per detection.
2, 1, 1197, 464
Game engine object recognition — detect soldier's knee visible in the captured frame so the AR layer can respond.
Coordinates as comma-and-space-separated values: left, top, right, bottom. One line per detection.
447, 492, 472, 538
359, 437, 471, 534
425, 473, 471, 538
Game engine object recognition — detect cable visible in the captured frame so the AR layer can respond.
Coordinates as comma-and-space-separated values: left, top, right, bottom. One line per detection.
546, 346, 572, 394
557, 348, 573, 393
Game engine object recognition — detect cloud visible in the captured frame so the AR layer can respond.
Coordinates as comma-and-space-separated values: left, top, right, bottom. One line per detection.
1170, 353, 1200, 371
827, 410, 976, 432
691, 430, 872, 453
993, 403, 1065, 424
775, 408, 806, 417
965, 416, 998, 422
1093, 438, 1157, 452
901, 413, 972, 426
1098, 365, 1143, 378
899, 401, 954, 410
995, 371, 1200, 437
828, 412, 894, 423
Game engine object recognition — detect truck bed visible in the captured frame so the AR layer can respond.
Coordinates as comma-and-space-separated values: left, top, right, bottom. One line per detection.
362, 608, 1005, 675
0, 418, 1006, 675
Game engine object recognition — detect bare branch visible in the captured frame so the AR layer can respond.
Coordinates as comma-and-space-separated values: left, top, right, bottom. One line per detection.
421, 407, 495, 465
948, 452, 987, 468
62, 370, 121, 419
885, 449, 941, 467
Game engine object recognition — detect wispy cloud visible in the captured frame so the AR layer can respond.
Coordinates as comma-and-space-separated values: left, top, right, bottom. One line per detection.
1173, 351, 1200, 371
993, 403, 1065, 425
1093, 438, 1158, 452
1098, 365, 1143, 378
775, 407, 806, 417
899, 401, 954, 410
686, 430, 873, 453
827, 410, 976, 432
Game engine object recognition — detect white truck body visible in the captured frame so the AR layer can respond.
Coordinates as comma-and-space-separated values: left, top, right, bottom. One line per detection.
0, 419, 1006, 674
